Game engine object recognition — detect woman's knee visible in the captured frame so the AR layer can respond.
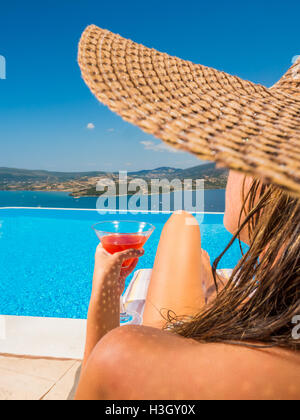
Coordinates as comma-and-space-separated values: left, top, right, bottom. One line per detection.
167, 211, 199, 229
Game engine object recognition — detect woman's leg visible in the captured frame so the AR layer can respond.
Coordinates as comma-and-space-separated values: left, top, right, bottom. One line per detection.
143, 211, 206, 328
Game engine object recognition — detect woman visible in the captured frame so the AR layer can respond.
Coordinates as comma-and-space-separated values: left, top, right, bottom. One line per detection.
75, 170, 300, 400
75, 26, 300, 399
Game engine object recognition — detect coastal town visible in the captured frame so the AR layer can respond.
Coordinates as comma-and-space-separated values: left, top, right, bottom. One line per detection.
0, 164, 228, 197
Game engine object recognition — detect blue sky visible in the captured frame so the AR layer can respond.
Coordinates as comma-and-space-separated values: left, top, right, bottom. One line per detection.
0, 0, 299, 172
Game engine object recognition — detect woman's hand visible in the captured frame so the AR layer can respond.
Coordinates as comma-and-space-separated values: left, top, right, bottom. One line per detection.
92, 243, 144, 297
200, 249, 227, 303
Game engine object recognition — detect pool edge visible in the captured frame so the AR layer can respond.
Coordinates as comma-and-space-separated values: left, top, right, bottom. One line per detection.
0, 207, 225, 214
0, 315, 86, 360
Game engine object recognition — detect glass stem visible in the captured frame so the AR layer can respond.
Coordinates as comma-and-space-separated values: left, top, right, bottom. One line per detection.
120, 296, 126, 315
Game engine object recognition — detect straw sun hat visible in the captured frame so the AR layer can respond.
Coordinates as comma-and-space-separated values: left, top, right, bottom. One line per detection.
78, 25, 300, 198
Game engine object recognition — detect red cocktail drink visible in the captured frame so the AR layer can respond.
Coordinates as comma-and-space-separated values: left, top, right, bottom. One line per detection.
101, 233, 147, 268
92, 220, 155, 325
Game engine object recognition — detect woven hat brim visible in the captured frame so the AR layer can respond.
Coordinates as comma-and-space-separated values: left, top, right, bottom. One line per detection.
78, 25, 300, 198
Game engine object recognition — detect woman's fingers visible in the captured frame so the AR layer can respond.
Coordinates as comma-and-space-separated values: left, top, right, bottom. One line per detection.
120, 258, 139, 278
94, 244, 144, 276
95, 243, 103, 253
114, 248, 144, 263
96, 243, 144, 261
95, 243, 109, 257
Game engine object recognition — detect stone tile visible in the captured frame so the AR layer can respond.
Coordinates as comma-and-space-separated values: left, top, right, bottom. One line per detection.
0, 356, 77, 381
42, 362, 82, 400
0, 367, 54, 400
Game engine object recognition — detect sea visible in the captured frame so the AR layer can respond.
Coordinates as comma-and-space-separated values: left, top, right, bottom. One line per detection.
0, 189, 226, 212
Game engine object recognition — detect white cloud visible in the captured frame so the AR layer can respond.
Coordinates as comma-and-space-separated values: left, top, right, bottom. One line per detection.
87, 123, 95, 130
292, 55, 300, 64
140, 140, 179, 154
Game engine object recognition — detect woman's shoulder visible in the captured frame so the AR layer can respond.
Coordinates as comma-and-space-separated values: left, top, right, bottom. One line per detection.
95, 325, 300, 400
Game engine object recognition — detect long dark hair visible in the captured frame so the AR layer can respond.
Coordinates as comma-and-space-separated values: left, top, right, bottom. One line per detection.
166, 178, 300, 350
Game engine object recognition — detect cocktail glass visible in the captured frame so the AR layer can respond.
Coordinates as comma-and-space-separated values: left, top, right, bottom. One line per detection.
92, 220, 155, 325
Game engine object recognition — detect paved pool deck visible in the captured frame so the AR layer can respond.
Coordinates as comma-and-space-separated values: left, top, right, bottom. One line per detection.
0, 354, 81, 400
0, 315, 85, 400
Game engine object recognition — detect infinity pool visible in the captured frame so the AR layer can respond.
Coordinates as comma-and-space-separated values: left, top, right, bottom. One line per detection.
0, 209, 248, 319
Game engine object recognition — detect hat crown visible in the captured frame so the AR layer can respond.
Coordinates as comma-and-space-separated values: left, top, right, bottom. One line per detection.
272, 57, 300, 98
78, 25, 300, 198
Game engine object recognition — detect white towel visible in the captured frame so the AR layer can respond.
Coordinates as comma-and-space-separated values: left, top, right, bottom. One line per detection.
122, 269, 152, 324
122, 268, 234, 325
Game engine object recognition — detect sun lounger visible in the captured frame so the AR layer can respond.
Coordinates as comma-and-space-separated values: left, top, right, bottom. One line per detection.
123, 268, 234, 324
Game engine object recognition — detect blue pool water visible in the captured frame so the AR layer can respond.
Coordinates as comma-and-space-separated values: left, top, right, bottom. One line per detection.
0, 208, 248, 319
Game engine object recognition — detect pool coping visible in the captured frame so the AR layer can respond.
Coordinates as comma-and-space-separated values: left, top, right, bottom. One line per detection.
0, 206, 225, 214
0, 315, 86, 360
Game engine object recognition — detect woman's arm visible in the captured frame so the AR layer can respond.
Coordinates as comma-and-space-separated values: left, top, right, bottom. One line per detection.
80, 245, 144, 369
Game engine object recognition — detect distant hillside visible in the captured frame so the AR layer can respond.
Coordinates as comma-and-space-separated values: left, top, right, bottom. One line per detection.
0, 167, 107, 182
128, 163, 228, 186
0, 163, 228, 195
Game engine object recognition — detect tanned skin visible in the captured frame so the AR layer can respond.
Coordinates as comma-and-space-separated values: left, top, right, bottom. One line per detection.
75, 171, 300, 400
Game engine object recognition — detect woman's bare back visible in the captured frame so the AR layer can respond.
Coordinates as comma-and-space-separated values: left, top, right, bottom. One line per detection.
77, 325, 300, 400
